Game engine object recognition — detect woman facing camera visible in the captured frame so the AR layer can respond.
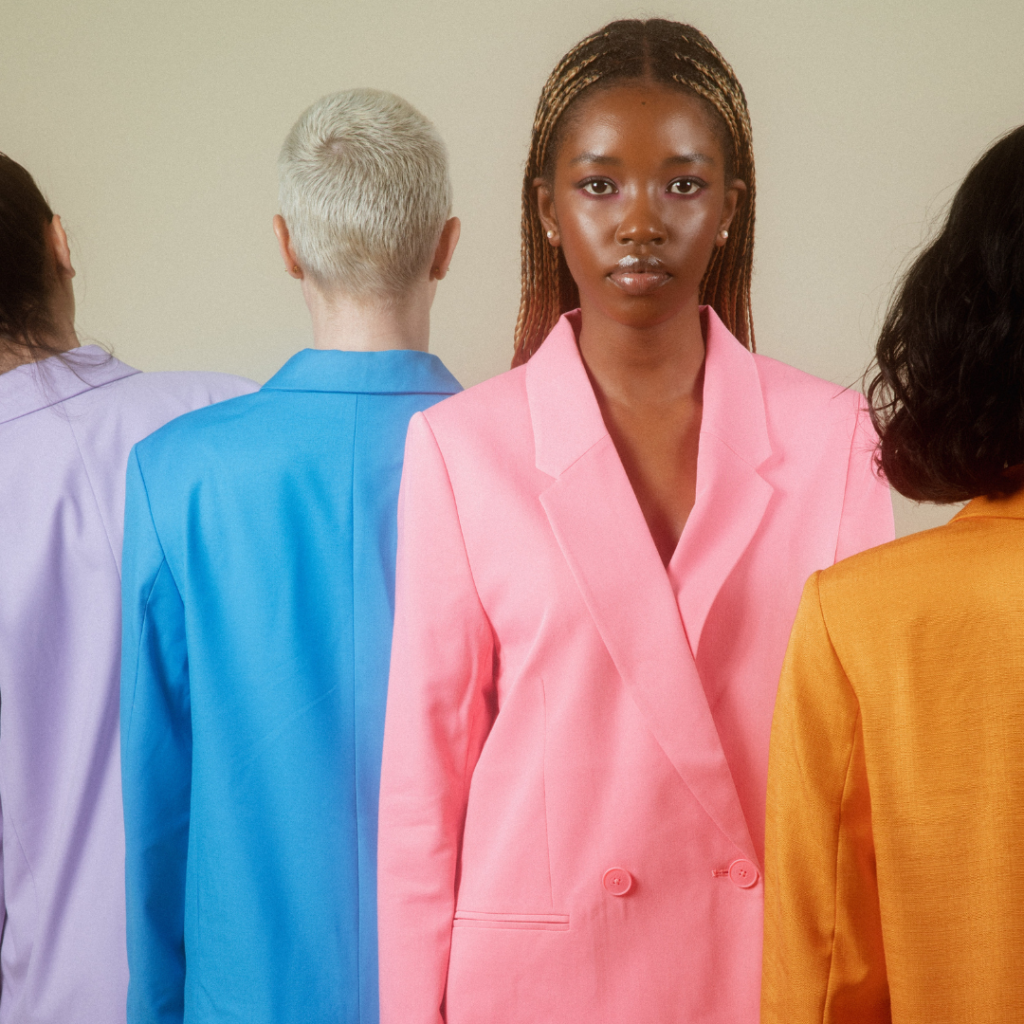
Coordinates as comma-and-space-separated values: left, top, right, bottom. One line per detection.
0, 155, 253, 1024
378, 19, 893, 1024
761, 125, 1024, 1023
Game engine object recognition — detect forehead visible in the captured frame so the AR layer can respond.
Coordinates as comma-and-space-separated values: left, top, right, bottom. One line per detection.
556, 82, 726, 167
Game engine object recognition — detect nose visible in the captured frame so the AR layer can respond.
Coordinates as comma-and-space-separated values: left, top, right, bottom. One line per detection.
615, 188, 666, 246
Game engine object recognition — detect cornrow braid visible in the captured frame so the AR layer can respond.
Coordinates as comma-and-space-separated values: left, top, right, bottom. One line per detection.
513, 19, 756, 367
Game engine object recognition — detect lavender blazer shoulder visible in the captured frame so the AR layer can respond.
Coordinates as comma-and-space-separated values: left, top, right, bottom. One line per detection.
0, 347, 254, 1024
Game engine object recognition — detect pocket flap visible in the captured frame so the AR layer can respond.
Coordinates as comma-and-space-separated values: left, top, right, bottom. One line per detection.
453, 910, 570, 931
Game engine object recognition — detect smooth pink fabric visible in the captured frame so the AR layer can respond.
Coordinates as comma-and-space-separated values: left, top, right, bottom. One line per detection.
378, 310, 894, 1024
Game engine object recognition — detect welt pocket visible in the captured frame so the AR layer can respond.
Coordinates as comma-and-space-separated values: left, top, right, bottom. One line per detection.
453, 910, 570, 931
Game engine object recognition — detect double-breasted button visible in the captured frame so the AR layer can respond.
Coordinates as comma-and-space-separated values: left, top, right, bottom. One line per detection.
602, 867, 633, 896
728, 859, 759, 889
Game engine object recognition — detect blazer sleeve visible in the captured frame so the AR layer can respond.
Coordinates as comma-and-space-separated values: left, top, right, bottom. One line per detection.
377, 412, 496, 1024
120, 448, 192, 1024
834, 401, 894, 562
761, 572, 890, 1024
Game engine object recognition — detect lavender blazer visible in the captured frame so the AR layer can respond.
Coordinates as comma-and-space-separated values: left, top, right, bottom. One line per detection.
0, 347, 254, 1024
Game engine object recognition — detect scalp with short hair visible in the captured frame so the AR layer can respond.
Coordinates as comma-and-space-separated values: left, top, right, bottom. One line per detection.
278, 89, 451, 300
867, 124, 1024, 502
513, 19, 756, 367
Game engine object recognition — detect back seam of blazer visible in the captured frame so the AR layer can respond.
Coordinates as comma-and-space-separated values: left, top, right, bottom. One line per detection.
65, 406, 120, 579
349, 393, 363, 1024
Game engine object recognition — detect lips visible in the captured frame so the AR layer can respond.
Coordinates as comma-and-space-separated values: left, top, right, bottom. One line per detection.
609, 270, 670, 295
608, 256, 670, 296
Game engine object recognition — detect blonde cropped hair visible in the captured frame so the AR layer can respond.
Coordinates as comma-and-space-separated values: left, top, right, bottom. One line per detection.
278, 89, 451, 299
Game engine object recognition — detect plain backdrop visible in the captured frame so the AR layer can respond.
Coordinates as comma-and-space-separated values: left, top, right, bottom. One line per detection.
3, 0, 1022, 535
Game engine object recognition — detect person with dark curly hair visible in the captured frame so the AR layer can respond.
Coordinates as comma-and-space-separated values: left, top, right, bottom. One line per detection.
762, 124, 1024, 1023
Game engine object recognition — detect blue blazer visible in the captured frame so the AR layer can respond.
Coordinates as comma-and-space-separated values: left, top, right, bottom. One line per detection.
120, 349, 461, 1024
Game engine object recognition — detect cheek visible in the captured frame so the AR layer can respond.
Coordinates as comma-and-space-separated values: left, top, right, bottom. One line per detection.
556, 198, 615, 264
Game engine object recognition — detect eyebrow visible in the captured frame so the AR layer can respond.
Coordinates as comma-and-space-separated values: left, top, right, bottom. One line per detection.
569, 151, 716, 167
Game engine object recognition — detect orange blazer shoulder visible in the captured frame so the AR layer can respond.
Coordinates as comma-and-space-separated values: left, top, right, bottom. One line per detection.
763, 489, 1024, 1024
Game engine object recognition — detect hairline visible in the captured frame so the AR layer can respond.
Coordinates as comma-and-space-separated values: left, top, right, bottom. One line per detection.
541, 75, 738, 184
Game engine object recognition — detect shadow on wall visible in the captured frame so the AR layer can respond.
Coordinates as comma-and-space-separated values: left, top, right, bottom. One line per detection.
893, 493, 965, 539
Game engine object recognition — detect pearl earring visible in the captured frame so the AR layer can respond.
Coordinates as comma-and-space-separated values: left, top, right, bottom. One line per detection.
546, 231, 554, 240
720, 230, 729, 240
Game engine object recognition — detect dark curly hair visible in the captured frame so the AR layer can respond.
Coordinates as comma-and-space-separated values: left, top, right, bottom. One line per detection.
867, 124, 1024, 502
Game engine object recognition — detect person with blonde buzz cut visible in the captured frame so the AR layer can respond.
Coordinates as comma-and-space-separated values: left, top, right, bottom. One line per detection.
120, 88, 461, 1024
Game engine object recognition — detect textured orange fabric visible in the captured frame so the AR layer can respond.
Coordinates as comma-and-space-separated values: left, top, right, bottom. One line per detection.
762, 489, 1024, 1024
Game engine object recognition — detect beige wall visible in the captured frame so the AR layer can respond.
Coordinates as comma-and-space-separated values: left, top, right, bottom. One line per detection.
4, 0, 1022, 535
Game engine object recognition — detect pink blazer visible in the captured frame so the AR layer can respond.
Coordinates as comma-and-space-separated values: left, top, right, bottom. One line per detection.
378, 310, 894, 1024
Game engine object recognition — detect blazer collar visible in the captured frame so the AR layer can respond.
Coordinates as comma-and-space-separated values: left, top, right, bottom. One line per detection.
0, 346, 138, 426
527, 307, 774, 656
954, 487, 1024, 522
527, 307, 770, 473
669, 308, 773, 655
262, 348, 461, 396
528, 308, 763, 865
526, 311, 607, 477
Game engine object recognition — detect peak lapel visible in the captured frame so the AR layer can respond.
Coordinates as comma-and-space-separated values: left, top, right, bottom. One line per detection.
527, 316, 757, 864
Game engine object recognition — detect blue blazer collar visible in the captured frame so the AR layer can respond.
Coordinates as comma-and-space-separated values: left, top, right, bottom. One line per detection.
262, 348, 461, 396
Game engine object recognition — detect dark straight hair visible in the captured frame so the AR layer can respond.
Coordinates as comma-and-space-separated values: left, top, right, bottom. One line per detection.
0, 153, 65, 364
867, 125, 1024, 502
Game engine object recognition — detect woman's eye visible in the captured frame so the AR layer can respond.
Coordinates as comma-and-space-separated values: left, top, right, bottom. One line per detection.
669, 179, 703, 195
580, 179, 616, 196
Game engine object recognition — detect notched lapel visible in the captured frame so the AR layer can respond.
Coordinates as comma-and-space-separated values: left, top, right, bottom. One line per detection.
540, 440, 757, 865
528, 315, 757, 864
673, 310, 774, 657
673, 438, 773, 658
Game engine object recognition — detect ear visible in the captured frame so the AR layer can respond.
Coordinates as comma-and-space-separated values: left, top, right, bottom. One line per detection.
273, 215, 303, 278
533, 177, 560, 247
49, 215, 75, 279
429, 216, 461, 281
715, 178, 747, 248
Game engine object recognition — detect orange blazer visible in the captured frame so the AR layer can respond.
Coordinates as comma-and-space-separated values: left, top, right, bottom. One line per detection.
762, 488, 1024, 1024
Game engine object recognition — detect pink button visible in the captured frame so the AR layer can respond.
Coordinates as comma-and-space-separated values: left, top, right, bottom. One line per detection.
602, 867, 633, 896
728, 859, 759, 889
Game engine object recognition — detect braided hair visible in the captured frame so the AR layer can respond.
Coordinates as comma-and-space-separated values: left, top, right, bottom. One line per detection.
512, 19, 756, 367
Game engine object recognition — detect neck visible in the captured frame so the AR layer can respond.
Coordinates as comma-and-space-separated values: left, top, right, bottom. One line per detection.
302, 279, 434, 353
576, 300, 706, 410
0, 329, 79, 376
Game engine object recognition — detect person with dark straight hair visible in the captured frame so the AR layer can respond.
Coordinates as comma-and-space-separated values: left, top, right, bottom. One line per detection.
0, 153, 254, 1024
0, 154, 77, 370
762, 124, 1024, 1023
377, 19, 893, 1024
